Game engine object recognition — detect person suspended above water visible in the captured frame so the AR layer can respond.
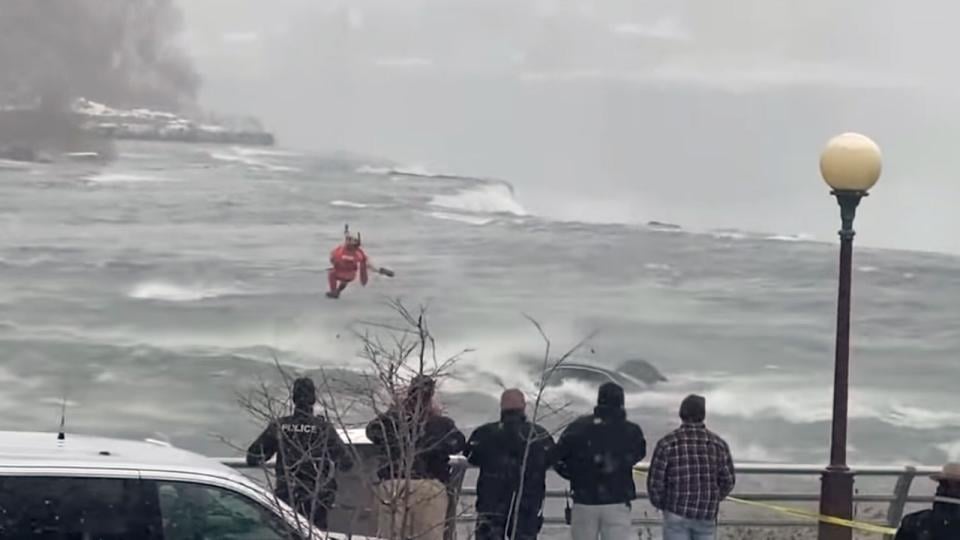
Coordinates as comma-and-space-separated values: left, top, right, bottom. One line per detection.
326, 225, 393, 299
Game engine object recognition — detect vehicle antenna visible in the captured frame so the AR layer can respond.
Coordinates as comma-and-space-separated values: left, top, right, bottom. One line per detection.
57, 384, 68, 441
57, 400, 66, 441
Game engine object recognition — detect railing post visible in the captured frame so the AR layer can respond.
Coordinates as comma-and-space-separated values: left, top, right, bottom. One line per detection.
445, 457, 469, 540
884, 466, 916, 540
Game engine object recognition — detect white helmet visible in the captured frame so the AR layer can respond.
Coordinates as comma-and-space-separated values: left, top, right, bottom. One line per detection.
344, 225, 361, 246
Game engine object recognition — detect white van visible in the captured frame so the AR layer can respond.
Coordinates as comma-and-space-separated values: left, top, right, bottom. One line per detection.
0, 431, 352, 539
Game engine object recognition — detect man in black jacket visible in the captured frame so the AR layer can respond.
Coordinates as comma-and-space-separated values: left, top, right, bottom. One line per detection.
465, 389, 555, 540
896, 463, 960, 540
553, 382, 646, 540
366, 375, 466, 540
247, 377, 353, 530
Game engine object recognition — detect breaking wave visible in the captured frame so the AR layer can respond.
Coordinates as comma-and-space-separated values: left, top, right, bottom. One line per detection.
355, 163, 489, 182
765, 233, 816, 243
210, 152, 300, 173
230, 147, 302, 158
429, 184, 527, 216
426, 212, 495, 226
885, 404, 960, 430
612, 372, 960, 431
356, 164, 452, 177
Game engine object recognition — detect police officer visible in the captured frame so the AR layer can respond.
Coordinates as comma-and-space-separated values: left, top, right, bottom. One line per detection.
247, 377, 353, 529
896, 463, 960, 540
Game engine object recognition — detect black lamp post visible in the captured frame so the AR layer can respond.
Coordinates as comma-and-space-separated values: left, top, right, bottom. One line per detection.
817, 133, 883, 540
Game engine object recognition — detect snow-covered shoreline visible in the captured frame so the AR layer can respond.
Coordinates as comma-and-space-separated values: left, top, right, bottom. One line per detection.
74, 99, 274, 146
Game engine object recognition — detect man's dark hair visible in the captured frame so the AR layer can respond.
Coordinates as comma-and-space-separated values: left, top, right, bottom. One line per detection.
405, 374, 436, 412
679, 394, 706, 423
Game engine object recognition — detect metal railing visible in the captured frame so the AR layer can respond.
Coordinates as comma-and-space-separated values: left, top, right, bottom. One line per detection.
220, 456, 938, 536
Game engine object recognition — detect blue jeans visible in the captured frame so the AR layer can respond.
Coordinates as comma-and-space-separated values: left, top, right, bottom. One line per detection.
662, 511, 716, 540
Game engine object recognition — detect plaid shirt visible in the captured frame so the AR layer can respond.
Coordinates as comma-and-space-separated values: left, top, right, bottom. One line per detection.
646, 422, 735, 521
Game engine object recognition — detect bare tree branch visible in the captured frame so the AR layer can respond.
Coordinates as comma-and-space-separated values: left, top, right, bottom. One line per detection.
508, 315, 596, 540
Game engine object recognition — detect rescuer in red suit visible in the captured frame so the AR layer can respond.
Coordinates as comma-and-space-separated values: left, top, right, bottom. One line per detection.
326, 231, 368, 299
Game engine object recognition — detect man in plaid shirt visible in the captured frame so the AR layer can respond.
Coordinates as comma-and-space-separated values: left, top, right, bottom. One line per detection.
646, 395, 735, 540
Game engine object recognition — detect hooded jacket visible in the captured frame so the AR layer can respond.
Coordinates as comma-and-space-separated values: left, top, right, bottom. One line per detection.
553, 383, 646, 505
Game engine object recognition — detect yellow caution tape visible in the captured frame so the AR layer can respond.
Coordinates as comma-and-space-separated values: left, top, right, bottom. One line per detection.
723, 494, 897, 535
632, 468, 898, 536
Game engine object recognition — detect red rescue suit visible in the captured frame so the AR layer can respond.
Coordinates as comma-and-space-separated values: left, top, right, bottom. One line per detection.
328, 244, 368, 295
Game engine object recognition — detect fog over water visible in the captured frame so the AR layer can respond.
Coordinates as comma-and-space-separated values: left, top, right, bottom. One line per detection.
181, 0, 960, 254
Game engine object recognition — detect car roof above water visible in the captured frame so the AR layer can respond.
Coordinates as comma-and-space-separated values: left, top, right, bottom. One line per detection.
0, 431, 243, 478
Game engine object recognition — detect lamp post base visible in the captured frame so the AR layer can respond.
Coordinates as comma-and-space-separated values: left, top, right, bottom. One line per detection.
819, 467, 854, 540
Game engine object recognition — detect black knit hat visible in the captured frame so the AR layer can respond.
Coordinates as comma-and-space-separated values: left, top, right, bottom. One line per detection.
292, 377, 316, 410
597, 382, 625, 409
680, 394, 706, 423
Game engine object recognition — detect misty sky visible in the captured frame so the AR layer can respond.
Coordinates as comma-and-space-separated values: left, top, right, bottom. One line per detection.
177, 0, 960, 254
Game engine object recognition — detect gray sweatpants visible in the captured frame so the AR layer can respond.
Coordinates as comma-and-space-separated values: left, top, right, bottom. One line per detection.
570, 503, 632, 540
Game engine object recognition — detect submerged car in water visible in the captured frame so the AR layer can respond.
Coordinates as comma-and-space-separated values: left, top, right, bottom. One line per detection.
543, 358, 667, 392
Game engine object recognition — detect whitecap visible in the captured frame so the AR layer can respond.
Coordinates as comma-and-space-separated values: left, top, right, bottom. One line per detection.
129, 282, 240, 302
0, 159, 34, 171
766, 233, 815, 243
210, 152, 300, 173
711, 231, 747, 240
620, 373, 958, 430
885, 404, 960, 430
355, 165, 392, 175
672, 382, 960, 430
692, 382, 891, 424
429, 184, 527, 216
857, 266, 879, 273
231, 146, 302, 158
392, 164, 448, 177
426, 212, 494, 226
356, 163, 463, 179
85, 172, 169, 183
330, 200, 370, 209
